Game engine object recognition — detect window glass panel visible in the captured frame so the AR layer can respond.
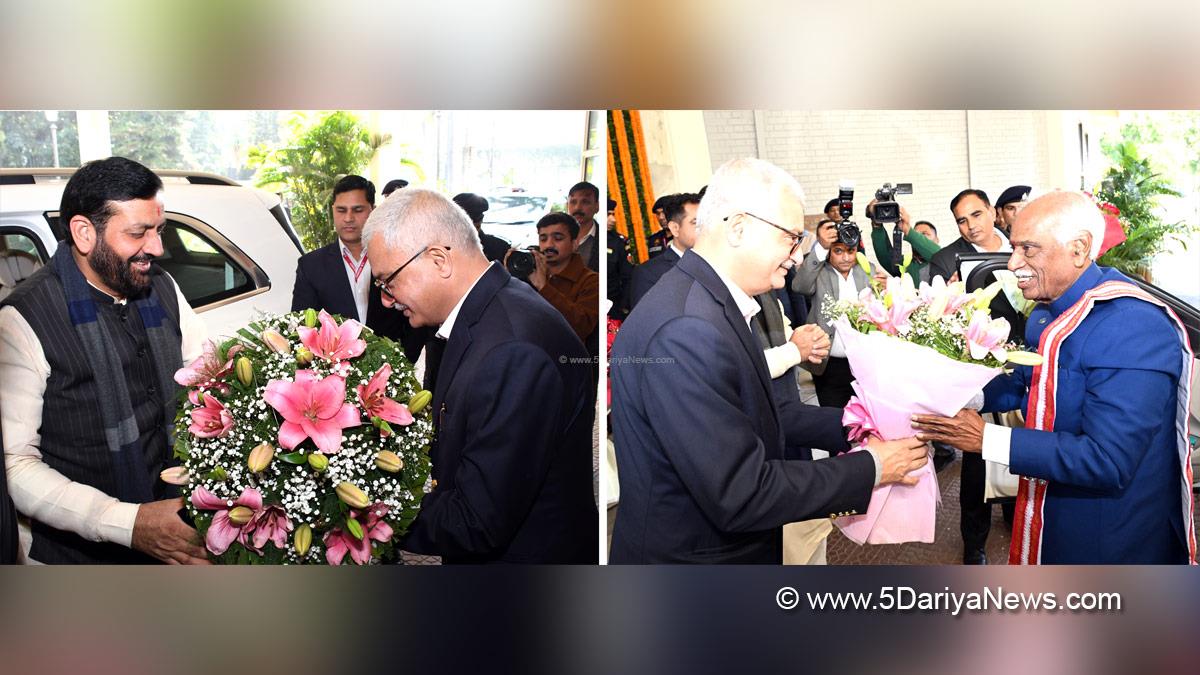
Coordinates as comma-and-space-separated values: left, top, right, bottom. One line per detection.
586, 111, 602, 151
0, 230, 45, 301
157, 219, 253, 308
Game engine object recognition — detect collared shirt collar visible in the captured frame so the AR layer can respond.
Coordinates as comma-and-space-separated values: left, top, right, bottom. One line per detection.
435, 263, 492, 340
691, 250, 760, 327
970, 228, 1012, 254
576, 219, 597, 245
339, 242, 364, 264
1047, 262, 1103, 317
669, 242, 687, 259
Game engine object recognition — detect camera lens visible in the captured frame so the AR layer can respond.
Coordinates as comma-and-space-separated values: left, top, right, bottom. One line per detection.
506, 249, 536, 280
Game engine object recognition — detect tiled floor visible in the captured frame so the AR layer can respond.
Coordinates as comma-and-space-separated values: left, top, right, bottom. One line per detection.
825, 451, 1012, 565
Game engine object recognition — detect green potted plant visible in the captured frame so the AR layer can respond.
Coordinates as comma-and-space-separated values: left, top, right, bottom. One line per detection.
249, 111, 403, 251
1095, 140, 1195, 282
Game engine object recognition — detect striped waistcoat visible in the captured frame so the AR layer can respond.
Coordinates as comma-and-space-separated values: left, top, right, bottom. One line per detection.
3, 265, 181, 563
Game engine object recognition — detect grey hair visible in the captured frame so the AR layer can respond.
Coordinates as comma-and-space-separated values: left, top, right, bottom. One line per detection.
1028, 191, 1107, 259
695, 158, 807, 234
362, 187, 482, 257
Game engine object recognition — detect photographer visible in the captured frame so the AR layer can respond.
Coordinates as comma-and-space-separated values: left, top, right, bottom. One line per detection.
509, 213, 599, 348
793, 218, 886, 408
867, 198, 941, 285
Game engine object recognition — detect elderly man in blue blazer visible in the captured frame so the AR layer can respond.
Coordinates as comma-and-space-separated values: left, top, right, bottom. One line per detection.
609, 158, 929, 564
916, 191, 1196, 564
363, 188, 596, 564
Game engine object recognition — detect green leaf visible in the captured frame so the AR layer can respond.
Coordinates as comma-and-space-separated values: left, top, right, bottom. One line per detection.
279, 451, 307, 464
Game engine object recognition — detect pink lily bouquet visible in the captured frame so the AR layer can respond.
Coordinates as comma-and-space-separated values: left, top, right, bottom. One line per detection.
168, 309, 434, 564
825, 262, 1041, 545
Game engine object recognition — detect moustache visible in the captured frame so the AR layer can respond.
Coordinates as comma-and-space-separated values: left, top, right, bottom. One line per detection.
571, 211, 586, 218
542, 247, 560, 256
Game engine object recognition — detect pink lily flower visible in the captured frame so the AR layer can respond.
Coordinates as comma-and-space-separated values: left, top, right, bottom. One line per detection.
861, 290, 920, 335
188, 393, 234, 439
174, 341, 243, 387
248, 504, 293, 552
356, 364, 414, 428
263, 370, 362, 454
323, 503, 394, 565
919, 276, 972, 318
191, 486, 263, 556
297, 310, 366, 365
964, 311, 1011, 361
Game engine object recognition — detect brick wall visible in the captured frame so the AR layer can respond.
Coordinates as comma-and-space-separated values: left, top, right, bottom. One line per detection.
700, 110, 1051, 234
700, 110, 1053, 260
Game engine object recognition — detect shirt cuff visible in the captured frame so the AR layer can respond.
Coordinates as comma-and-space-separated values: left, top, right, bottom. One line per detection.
764, 342, 803, 378
964, 390, 985, 410
863, 446, 883, 487
99, 501, 140, 548
981, 423, 1013, 466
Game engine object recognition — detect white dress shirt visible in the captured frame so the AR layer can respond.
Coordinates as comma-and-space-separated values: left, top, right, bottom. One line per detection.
0, 279, 207, 563
693, 250, 761, 329
435, 263, 493, 341
340, 243, 372, 323
829, 269, 863, 359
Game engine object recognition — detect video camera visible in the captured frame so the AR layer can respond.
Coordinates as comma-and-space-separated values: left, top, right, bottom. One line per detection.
870, 182, 913, 224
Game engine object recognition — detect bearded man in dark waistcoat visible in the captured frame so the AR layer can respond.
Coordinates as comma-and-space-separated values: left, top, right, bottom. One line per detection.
0, 157, 209, 564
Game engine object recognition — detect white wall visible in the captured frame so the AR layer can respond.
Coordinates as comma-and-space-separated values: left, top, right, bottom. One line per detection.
640, 110, 714, 196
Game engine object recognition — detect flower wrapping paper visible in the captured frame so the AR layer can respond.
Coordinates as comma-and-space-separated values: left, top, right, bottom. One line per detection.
831, 317, 1001, 545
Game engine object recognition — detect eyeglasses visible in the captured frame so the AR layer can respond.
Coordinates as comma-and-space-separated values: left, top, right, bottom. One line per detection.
373, 245, 451, 300
725, 212, 805, 256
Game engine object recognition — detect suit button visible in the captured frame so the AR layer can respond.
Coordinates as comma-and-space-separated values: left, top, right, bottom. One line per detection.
148, 385, 157, 396
137, 347, 147, 358
1038, 317, 1047, 324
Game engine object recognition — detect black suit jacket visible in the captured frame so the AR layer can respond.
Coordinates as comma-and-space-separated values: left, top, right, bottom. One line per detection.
609, 251, 876, 563
629, 246, 680, 309
926, 237, 978, 285
927, 235, 1027, 343
291, 242, 432, 362
607, 229, 634, 321
401, 263, 597, 563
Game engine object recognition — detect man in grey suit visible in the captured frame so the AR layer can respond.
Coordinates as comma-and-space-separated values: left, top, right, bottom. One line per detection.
792, 218, 883, 408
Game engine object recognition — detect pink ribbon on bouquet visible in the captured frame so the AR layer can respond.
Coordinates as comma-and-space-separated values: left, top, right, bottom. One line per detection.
830, 317, 1002, 546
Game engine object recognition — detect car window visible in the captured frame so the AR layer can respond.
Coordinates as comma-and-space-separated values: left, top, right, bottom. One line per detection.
157, 219, 254, 308
0, 229, 45, 302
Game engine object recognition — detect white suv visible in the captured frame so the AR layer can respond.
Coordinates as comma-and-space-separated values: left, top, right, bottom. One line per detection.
0, 168, 304, 338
